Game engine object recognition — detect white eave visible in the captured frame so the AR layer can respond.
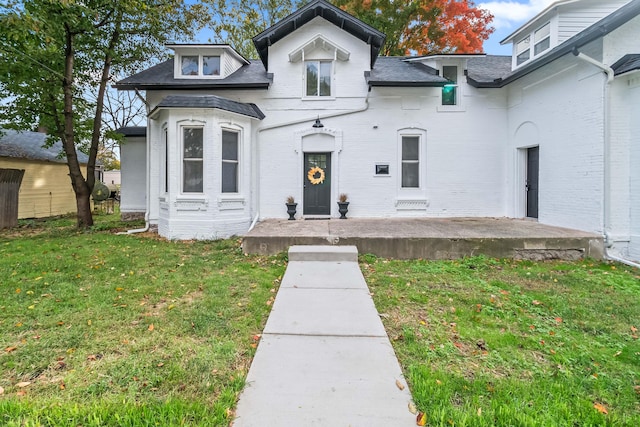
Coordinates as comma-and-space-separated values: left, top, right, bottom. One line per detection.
165, 43, 250, 65
288, 34, 350, 62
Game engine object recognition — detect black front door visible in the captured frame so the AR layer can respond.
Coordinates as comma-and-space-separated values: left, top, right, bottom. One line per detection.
526, 146, 539, 219
304, 153, 331, 215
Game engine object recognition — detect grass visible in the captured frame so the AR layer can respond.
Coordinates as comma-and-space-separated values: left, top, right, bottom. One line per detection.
361, 254, 640, 426
0, 211, 287, 426
2, 213, 638, 426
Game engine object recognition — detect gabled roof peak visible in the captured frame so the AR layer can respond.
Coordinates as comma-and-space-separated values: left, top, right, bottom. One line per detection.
252, 0, 385, 69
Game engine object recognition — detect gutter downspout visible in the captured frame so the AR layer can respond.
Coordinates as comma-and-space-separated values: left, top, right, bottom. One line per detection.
250, 90, 371, 227
572, 48, 629, 264
126, 89, 151, 234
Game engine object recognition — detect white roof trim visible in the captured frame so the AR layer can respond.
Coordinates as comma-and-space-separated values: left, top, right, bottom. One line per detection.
166, 44, 249, 65
288, 34, 350, 63
500, 0, 581, 44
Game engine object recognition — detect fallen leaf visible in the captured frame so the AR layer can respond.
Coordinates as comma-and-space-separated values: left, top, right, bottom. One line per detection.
5, 346, 17, 353
0, 386, 4, 395
416, 412, 427, 426
614, 351, 622, 357
16, 390, 26, 397
631, 326, 638, 333
555, 317, 563, 323
532, 300, 541, 306
477, 407, 482, 416
59, 382, 65, 390
148, 324, 154, 331
395, 379, 405, 390
593, 402, 608, 414
436, 379, 442, 385
408, 401, 417, 414
157, 362, 164, 367
16, 381, 31, 388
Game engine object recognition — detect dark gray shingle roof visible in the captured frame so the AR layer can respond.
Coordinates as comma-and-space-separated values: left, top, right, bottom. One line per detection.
114, 59, 272, 90
152, 95, 265, 120
366, 57, 447, 87
115, 126, 147, 137
467, 56, 512, 84
253, 0, 385, 69
0, 129, 89, 164
612, 54, 640, 76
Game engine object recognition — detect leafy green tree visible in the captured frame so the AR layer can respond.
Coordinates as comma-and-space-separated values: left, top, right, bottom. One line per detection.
0, 0, 208, 227
205, 0, 303, 59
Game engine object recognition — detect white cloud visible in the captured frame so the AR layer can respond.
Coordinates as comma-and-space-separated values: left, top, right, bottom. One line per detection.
479, 0, 556, 30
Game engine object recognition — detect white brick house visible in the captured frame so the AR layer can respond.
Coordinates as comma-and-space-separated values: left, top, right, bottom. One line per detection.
116, 0, 640, 262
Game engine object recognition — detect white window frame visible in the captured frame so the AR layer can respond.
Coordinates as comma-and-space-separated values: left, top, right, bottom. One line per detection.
161, 125, 169, 195
221, 128, 240, 194
397, 129, 426, 191
514, 21, 553, 68
303, 60, 333, 99
177, 54, 222, 79
534, 22, 551, 56
181, 126, 204, 194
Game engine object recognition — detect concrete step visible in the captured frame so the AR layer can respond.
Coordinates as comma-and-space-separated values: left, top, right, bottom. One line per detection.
288, 245, 358, 262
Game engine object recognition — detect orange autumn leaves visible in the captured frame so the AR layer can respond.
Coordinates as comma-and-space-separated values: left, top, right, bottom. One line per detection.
337, 0, 494, 55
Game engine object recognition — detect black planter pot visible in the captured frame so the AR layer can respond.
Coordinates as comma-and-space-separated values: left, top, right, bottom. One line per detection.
337, 201, 349, 219
286, 203, 297, 220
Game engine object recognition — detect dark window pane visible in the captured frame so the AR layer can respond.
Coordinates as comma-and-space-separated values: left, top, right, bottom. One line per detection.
203, 56, 220, 75
183, 161, 203, 192
402, 137, 419, 160
534, 38, 550, 55
306, 62, 318, 96
443, 66, 457, 83
222, 162, 238, 193
183, 128, 203, 158
222, 131, 238, 160
517, 50, 530, 65
181, 56, 198, 75
402, 163, 419, 188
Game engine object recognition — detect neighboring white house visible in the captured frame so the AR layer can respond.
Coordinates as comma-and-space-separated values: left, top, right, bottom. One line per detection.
115, 0, 640, 262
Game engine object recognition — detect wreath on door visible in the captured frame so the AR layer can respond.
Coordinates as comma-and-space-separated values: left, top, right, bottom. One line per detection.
307, 166, 325, 185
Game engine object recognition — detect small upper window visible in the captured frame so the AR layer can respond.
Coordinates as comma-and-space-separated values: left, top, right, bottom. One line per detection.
180, 55, 221, 77
442, 66, 458, 106
534, 23, 550, 55
181, 56, 199, 76
401, 136, 420, 188
516, 37, 530, 65
305, 61, 331, 97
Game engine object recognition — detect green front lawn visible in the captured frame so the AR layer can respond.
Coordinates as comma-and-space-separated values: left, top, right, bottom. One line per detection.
0, 213, 286, 426
362, 255, 640, 426
1, 213, 638, 426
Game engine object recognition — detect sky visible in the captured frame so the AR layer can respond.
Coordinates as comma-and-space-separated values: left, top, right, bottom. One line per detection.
479, 0, 557, 55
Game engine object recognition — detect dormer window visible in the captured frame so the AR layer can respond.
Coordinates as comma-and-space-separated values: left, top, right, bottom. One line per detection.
514, 21, 551, 67
516, 37, 530, 66
180, 55, 220, 76
534, 23, 550, 55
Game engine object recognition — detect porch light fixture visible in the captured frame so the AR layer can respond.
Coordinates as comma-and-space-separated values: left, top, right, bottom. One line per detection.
312, 118, 324, 128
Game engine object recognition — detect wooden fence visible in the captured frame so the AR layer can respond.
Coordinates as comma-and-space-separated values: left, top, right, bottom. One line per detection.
0, 168, 25, 228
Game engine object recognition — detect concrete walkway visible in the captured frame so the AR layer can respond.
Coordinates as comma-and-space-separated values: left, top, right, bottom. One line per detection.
233, 246, 415, 426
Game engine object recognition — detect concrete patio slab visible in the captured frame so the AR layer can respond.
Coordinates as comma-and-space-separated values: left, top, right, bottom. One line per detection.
233, 335, 414, 427
242, 217, 604, 259
281, 261, 368, 289
264, 288, 387, 337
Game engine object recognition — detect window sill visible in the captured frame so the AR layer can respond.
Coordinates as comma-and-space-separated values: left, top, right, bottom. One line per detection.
302, 96, 336, 101
437, 104, 465, 112
174, 196, 208, 211
217, 195, 246, 211
395, 198, 429, 211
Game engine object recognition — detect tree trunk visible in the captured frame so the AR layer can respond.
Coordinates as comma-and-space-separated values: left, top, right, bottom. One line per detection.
62, 22, 93, 228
